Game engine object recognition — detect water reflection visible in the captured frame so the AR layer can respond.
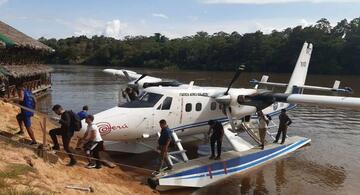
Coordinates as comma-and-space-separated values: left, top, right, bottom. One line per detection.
253, 170, 268, 195
275, 161, 287, 193
193, 154, 346, 195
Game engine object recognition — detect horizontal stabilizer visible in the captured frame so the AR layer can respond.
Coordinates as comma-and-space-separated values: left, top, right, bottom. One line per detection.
250, 79, 352, 94
250, 79, 288, 88
333, 80, 340, 90
260, 75, 269, 83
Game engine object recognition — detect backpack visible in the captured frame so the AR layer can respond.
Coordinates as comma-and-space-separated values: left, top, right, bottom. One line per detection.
23, 89, 36, 117
69, 110, 82, 132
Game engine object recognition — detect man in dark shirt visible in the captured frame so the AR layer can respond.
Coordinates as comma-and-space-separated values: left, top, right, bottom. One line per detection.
274, 109, 292, 144
158, 119, 172, 171
49, 104, 77, 166
122, 87, 138, 102
208, 120, 224, 160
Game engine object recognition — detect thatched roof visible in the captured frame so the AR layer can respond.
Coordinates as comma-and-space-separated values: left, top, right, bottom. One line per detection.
0, 65, 9, 79
1, 64, 53, 78
0, 21, 53, 52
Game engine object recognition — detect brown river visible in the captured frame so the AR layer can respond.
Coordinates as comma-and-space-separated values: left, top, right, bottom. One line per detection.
38, 64, 360, 195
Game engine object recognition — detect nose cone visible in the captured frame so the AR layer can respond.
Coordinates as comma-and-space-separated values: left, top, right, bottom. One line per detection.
92, 107, 142, 140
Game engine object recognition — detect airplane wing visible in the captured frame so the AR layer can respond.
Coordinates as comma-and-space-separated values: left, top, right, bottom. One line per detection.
286, 94, 360, 110
103, 69, 163, 88
103, 69, 140, 81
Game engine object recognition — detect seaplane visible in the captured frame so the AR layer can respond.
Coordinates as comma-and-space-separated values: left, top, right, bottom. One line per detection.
75, 42, 360, 190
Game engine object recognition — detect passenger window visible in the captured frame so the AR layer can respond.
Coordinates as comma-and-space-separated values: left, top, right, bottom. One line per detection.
211, 102, 217, 110
161, 97, 173, 110
185, 103, 192, 112
196, 103, 202, 111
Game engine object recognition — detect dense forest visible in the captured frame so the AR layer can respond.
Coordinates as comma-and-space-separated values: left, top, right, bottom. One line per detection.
40, 18, 360, 74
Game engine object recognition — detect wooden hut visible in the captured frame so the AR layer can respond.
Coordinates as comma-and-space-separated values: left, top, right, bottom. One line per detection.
0, 20, 53, 98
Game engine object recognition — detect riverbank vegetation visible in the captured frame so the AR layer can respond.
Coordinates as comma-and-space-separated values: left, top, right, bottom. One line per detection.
40, 17, 360, 74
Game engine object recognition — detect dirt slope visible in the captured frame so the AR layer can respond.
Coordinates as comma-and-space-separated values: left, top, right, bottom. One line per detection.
0, 100, 157, 195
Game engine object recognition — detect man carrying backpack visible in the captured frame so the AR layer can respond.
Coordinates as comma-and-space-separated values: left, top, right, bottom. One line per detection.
50, 104, 81, 166
15, 84, 37, 145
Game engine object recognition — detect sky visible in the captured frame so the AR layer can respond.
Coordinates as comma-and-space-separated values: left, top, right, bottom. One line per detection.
0, 0, 360, 39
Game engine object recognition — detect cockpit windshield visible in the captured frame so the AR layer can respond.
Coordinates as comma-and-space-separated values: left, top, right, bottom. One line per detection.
119, 92, 163, 108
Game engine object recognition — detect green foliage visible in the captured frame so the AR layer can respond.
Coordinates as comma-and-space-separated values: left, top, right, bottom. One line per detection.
40, 17, 360, 74
0, 163, 40, 195
0, 163, 35, 179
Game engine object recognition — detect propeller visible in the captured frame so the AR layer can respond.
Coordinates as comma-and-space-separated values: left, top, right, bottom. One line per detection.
224, 65, 245, 95
213, 65, 246, 131
122, 70, 132, 81
128, 74, 148, 89
134, 74, 147, 84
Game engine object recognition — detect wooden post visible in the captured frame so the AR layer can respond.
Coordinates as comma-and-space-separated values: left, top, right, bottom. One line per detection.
41, 117, 47, 147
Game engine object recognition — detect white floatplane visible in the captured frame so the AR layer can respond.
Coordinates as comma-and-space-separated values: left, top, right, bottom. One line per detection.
76, 42, 360, 190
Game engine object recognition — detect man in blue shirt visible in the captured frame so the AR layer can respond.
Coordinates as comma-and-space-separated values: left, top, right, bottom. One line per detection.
158, 119, 172, 171
15, 84, 37, 145
77, 105, 89, 120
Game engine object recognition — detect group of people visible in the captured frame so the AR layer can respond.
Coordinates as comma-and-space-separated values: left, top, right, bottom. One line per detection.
49, 104, 104, 168
10, 83, 293, 171
257, 109, 292, 150
154, 109, 293, 171
9, 84, 104, 169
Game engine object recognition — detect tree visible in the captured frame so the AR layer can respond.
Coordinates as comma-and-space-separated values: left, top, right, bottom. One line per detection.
39, 17, 360, 75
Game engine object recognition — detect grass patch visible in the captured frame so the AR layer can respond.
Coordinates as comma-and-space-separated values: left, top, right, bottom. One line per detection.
0, 177, 7, 188
0, 163, 35, 179
0, 163, 41, 195
4, 188, 38, 195
2, 138, 20, 148
6, 126, 19, 133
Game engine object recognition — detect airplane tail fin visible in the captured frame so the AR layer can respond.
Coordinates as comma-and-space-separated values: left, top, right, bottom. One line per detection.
285, 42, 313, 94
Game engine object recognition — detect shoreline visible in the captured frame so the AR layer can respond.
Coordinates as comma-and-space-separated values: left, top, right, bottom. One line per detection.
0, 100, 158, 194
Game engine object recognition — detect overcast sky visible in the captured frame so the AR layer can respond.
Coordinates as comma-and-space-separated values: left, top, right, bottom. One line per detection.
1, 0, 360, 39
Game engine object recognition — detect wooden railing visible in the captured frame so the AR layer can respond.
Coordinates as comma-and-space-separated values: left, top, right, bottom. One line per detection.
6, 79, 52, 98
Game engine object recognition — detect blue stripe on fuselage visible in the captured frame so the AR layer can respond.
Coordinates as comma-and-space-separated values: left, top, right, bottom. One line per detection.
171, 104, 297, 132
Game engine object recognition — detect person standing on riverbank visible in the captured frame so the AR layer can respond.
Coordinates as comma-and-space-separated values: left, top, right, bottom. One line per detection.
49, 104, 77, 166
15, 84, 37, 145
81, 114, 104, 169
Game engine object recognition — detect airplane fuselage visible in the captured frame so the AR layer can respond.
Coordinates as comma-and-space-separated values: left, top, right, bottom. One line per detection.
77, 85, 291, 142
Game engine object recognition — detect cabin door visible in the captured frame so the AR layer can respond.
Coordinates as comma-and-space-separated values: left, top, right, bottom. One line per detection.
153, 96, 179, 131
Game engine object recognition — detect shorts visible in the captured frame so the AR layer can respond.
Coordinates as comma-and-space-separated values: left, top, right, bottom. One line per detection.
16, 113, 32, 128
84, 141, 100, 155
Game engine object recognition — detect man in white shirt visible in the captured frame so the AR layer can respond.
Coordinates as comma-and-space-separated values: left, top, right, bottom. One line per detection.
257, 111, 269, 150
81, 115, 104, 169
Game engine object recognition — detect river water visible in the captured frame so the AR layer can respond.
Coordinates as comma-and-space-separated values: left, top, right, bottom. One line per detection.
38, 64, 360, 195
